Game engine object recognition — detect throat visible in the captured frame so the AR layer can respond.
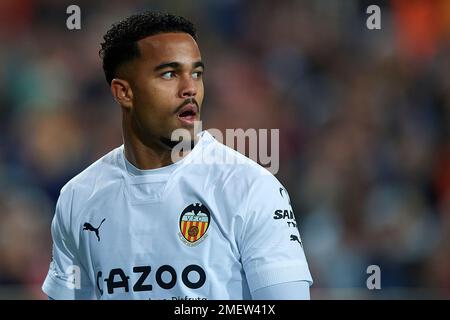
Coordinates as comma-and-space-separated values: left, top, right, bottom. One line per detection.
124, 141, 174, 170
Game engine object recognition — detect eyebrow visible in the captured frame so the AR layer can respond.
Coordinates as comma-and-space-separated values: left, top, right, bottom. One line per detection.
153, 61, 205, 72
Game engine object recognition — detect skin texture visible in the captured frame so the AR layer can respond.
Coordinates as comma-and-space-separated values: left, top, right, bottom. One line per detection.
110, 32, 204, 169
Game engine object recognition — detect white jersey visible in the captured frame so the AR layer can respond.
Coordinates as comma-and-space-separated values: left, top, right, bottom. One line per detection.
42, 131, 313, 300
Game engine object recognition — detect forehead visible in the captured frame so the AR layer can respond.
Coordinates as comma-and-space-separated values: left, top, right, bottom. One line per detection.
136, 32, 201, 66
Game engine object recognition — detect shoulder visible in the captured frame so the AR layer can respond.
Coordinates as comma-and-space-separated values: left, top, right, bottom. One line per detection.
57, 145, 124, 211
196, 132, 284, 203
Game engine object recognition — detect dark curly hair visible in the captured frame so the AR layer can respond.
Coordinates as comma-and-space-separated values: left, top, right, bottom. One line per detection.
99, 11, 197, 85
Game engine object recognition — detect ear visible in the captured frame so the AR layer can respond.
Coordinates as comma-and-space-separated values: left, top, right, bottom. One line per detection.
111, 79, 133, 109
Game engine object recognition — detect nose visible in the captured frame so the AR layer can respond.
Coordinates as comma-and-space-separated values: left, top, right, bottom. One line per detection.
178, 75, 197, 99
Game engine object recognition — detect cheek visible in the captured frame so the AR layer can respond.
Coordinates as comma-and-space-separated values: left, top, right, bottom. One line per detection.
136, 83, 172, 111
137, 88, 178, 127
150, 81, 179, 102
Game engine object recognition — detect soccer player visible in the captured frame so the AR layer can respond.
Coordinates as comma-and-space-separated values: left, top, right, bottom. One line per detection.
42, 11, 313, 300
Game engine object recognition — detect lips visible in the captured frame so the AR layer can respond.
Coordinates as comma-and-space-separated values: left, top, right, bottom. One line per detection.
177, 103, 198, 124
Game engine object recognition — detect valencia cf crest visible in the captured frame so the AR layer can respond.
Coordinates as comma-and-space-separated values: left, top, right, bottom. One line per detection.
178, 203, 211, 247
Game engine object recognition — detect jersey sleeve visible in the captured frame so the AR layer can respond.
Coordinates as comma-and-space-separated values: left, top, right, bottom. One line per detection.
251, 280, 311, 300
240, 174, 313, 294
42, 187, 95, 299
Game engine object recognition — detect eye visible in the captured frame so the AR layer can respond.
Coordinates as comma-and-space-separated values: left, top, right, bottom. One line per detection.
161, 71, 176, 79
192, 71, 203, 79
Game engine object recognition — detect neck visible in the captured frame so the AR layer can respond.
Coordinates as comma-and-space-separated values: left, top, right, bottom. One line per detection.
122, 112, 197, 170
124, 139, 174, 170
122, 115, 174, 170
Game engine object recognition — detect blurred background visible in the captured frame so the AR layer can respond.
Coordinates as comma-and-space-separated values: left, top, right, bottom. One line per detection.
0, 0, 449, 299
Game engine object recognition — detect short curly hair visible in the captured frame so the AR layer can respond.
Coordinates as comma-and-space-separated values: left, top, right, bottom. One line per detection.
99, 11, 197, 85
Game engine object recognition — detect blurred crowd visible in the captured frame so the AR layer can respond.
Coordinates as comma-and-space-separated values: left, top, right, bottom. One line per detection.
0, 0, 449, 299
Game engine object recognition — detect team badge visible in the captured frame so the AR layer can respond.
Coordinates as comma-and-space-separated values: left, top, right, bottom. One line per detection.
178, 203, 211, 247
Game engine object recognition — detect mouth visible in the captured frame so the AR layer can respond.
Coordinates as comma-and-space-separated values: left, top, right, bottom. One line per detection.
177, 103, 198, 125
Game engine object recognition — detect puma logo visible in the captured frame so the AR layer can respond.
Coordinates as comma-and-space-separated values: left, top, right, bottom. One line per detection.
83, 218, 106, 241
290, 234, 303, 247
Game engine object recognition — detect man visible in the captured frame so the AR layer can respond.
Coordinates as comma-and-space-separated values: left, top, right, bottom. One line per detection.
42, 11, 313, 300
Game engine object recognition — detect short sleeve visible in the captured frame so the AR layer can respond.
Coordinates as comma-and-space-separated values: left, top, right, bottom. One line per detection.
240, 175, 313, 293
42, 188, 95, 299
251, 280, 311, 300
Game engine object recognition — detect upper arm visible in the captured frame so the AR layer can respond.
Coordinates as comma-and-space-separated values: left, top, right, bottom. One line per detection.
42, 188, 95, 300
240, 175, 313, 293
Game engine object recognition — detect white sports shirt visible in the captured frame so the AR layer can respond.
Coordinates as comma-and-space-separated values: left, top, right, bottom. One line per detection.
42, 131, 313, 300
